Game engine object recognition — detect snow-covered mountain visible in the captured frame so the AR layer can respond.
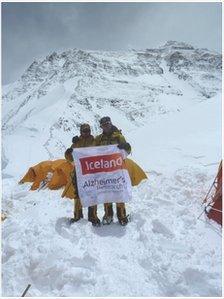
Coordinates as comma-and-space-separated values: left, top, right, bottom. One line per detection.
2, 41, 221, 162
2, 41, 222, 297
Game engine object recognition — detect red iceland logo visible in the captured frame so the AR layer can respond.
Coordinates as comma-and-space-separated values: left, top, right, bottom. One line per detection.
80, 153, 124, 175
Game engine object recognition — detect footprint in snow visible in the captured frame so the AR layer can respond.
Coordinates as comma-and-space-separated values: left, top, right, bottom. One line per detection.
132, 213, 146, 229
55, 217, 95, 240
92, 222, 127, 238
70, 254, 97, 269
55, 217, 73, 239
151, 219, 174, 239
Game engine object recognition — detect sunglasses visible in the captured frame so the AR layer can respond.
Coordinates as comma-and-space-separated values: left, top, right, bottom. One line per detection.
101, 121, 111, 127
81, 129, 90, 133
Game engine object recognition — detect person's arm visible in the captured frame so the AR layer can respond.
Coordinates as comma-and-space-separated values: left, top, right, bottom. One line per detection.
64, 147, 74, 163
117, 135, 131, 154
71, 136, 80, 148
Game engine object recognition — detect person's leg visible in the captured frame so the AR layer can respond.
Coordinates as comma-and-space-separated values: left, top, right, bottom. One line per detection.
116, 203, 128, 226
88, 205, 101, 226
72, 198, 83, 221
102, 203, 114, 224
70, 168, 83, 222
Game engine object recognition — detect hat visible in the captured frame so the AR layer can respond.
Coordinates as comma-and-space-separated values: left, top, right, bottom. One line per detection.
99, 116, 111, 125
80, 123, 90, 131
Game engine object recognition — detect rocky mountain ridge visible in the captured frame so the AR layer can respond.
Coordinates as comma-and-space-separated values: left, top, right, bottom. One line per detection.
2, 40, 221, 158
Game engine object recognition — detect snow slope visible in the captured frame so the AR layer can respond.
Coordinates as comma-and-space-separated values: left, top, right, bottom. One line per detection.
2, 96, 222, 297
1, 41, 222, 296
128, 94, 221, 176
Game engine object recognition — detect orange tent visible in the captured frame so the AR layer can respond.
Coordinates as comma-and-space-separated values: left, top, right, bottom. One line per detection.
19, 159, 72, 191
19, 158, 148, 197
19, 160, 54, 190
47, 160, 74, 190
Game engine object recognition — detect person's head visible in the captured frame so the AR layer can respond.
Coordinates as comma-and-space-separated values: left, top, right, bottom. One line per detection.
80, 123, 91, 137
100, 116, 112, 134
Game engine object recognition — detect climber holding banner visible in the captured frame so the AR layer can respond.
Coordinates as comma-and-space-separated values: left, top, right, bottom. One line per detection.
72, 144, 132, 223
94, 116, 132, 225
73, 116, 132, 226
65, 123, 101, 226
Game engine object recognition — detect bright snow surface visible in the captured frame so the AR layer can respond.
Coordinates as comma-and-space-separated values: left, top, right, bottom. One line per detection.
2, 93, 222, 296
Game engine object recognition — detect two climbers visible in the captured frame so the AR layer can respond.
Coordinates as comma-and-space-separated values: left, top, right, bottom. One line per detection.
65, 117, 131, 226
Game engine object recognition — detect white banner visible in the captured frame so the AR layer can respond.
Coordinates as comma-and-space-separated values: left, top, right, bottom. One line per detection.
72, 145, 132, 207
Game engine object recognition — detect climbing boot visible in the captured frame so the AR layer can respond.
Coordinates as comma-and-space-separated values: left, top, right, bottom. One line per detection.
70, 208, 83, 224
116, 203, 129, 226
118, 216, 129, 226
74, 208, 84, 221
88, 206, 101, 227
102, 203, 114, 225
70, 198, 83, 224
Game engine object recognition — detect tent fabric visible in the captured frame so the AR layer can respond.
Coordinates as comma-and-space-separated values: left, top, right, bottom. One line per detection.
19, 161, 54, 190
50, 159, 68, 171
19, 158, 148, 197
206, 161, 222, 226
19, 167, 36, 183
19, 159, 73, 191
47, 160, 74, 190
124, 158, 148, 186
207, 195, 222, 225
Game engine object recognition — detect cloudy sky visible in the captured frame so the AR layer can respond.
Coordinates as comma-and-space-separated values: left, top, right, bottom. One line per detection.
2, 2, 222, 85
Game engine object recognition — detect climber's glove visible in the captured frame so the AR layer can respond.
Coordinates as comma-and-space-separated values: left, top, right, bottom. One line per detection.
72, 136, 79, 144
117, 142, 131, 151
